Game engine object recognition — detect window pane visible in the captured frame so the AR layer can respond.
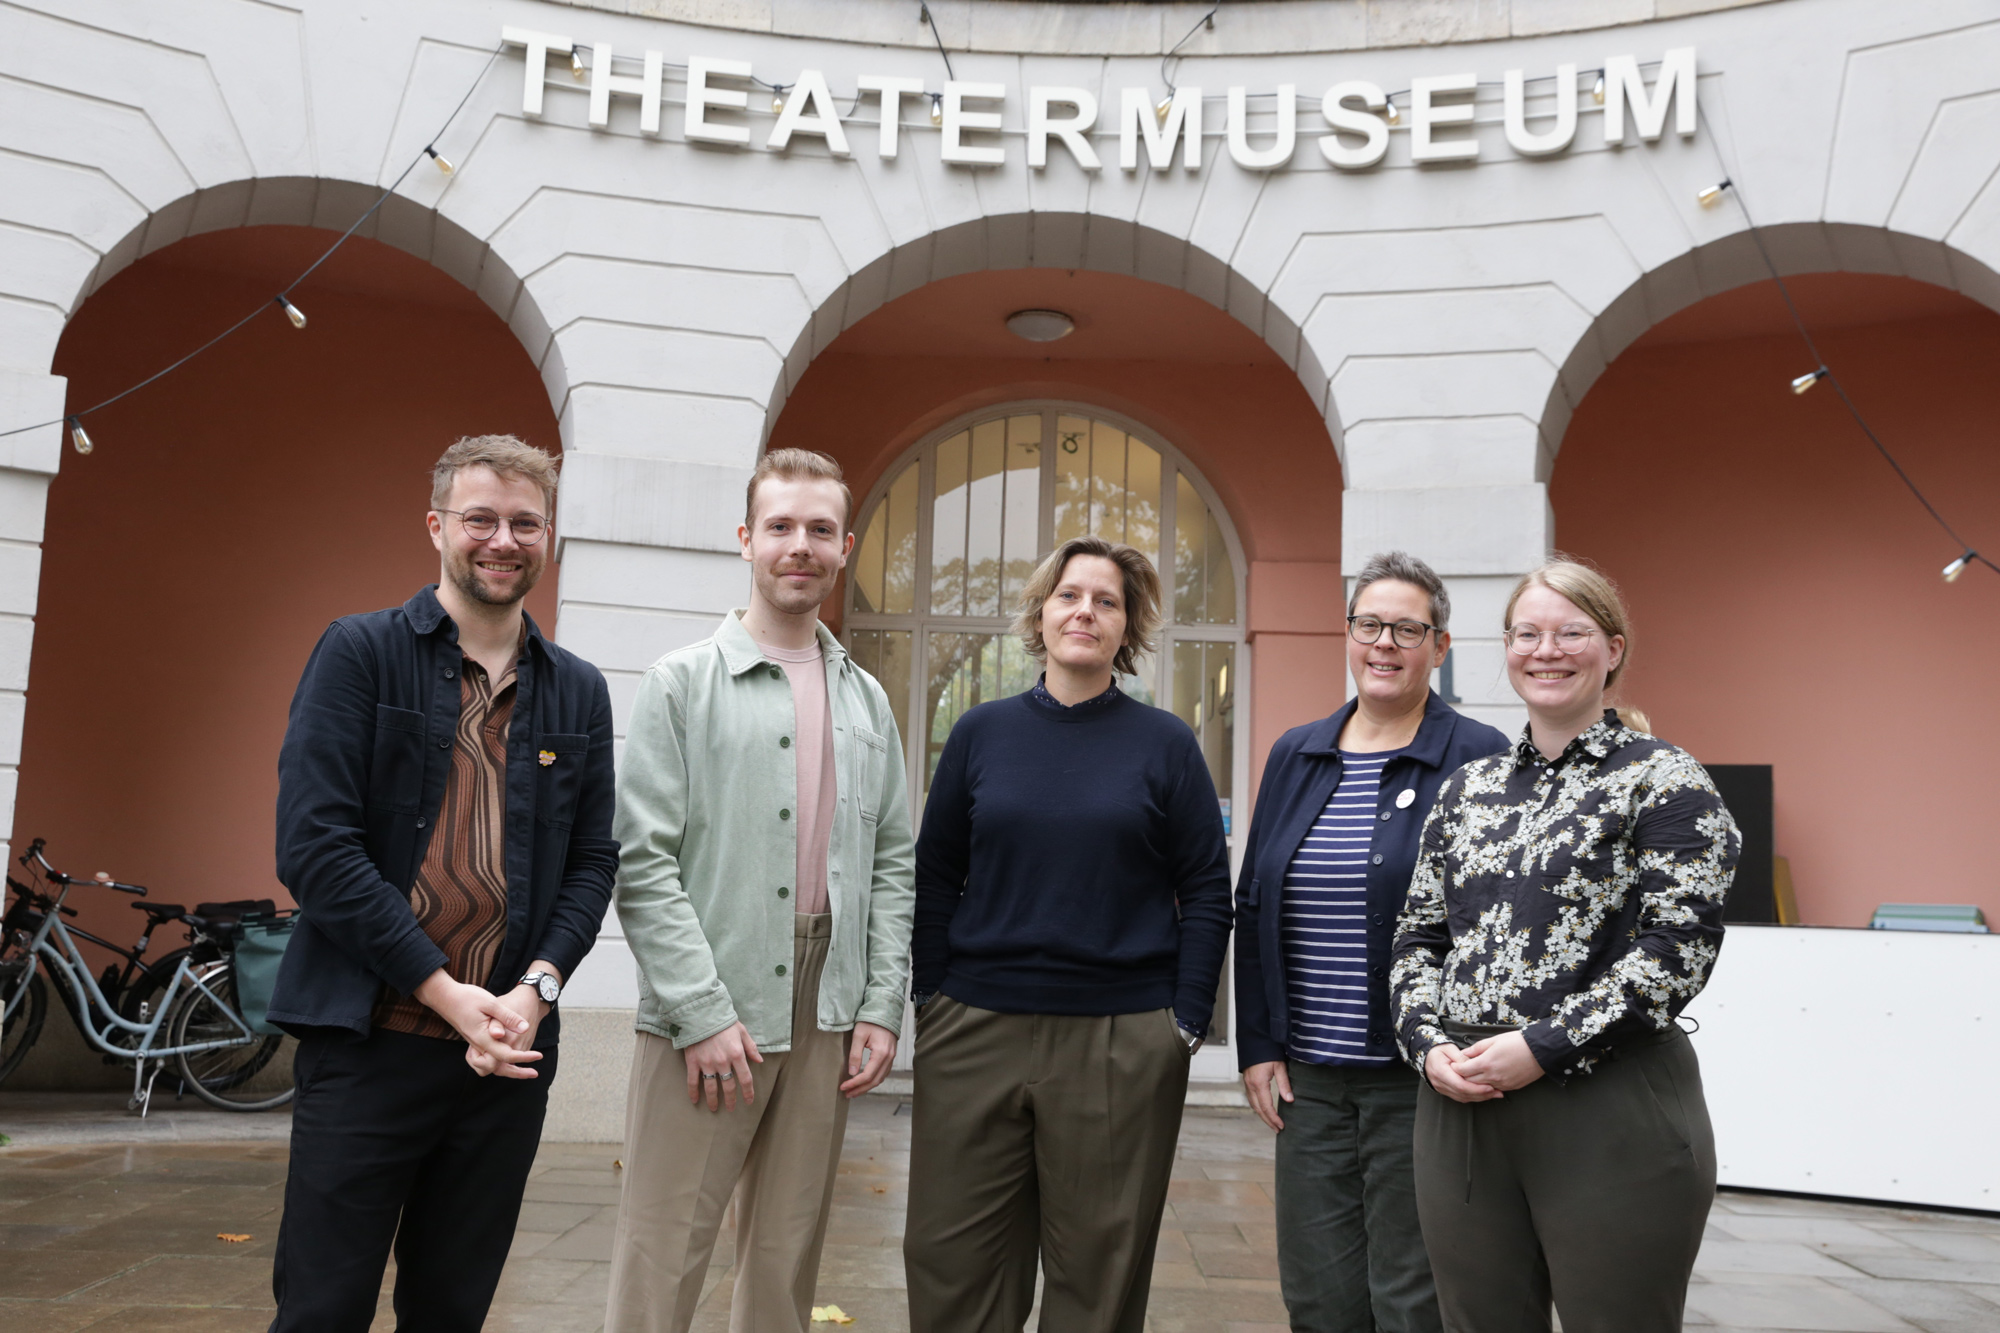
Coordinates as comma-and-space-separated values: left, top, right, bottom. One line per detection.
966, 419, 1006, 617
853, 499, 887, 614
1089, 420, 1128, 542
1203, 507, 1236, 625
1125, 436, 1162, 566
846, 628, 912, 758
924, 631, 1037, 792
1171, 640, 1236, 820
1002, 415, 1041, 610
882, 463, 919, 614
1053, 414, 1091, 545
1174, 472, 1206, 624
931, 430, 970, 616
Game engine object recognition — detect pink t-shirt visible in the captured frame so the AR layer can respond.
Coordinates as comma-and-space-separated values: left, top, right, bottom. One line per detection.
765, 642, 838, 916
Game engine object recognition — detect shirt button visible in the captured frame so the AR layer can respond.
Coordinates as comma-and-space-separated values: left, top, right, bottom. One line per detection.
1371, 854, 1384, 866
443, 668, 455, 679
1380, 811, 1392, 822
770, 667, 782, 680
416, 817, 427, 828
775, 964, 788, 977
1371, 913, 1384, 925
780, 808, 791, 820
438, 739, 451, 749
780, 736, 791, 748
1506, 870, 1516, 878
778, 886, 790, 898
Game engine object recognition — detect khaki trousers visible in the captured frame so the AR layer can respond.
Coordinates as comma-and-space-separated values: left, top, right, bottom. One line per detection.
606, 914, 850, 1333
903, 996, 1190, 1333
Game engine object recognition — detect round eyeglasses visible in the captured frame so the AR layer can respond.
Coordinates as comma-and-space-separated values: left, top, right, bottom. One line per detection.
436, 509, 549, 546
1346, 615, 1439, 649
1505, 625, 1599, 655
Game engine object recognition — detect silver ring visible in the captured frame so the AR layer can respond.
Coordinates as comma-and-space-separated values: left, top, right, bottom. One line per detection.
718, 1070, 736, 1081
702, 1071, 719, 1080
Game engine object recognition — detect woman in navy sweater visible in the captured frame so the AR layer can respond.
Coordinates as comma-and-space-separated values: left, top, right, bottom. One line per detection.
903, 535, 1233, 1333
1234, 551, 1508, 1333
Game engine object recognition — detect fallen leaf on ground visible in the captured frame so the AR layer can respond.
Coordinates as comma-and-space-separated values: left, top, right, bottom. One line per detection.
613, 1159, 623, 1169
217, 1233, 252, 1243
810, 1305, 854, 1324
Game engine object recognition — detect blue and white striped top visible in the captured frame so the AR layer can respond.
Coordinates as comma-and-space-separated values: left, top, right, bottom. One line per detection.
1280, 749, 1402, 1066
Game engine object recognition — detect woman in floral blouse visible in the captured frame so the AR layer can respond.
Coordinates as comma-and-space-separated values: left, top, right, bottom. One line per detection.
1389, 558, 1740, 1333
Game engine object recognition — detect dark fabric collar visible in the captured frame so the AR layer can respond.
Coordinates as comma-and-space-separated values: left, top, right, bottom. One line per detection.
1028, 674, 1121, 712
404, 583, 546, 655
1299, 690, 1461, 769
1510, 708, 1626, 770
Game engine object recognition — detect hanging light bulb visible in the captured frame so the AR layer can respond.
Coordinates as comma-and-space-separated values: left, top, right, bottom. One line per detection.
1790, 367, 1828, 394
1942, 552, 1976, 583
424, 145, 455, 175
66, 416, 93, 456
1592, 70, 1606, 104
1155, 94, 1173, 125
772, 86, 786, 115
929, 94, 943, 126
275, 295, 308, 330
570, 45, 586, 80
1383, 95, 1400, 125
1697, 178, 1732, 208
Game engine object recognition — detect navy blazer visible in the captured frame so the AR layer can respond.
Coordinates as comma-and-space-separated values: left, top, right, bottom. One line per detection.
269, 586, 619, 1041
1233, 691, 1508, 1069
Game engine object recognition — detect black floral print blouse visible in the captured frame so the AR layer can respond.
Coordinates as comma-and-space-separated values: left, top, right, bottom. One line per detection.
1389, 710, 1740, 1078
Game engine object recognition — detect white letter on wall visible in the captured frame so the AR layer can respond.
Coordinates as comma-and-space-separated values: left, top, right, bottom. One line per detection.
1227, 85, 1296, 170
1027, 87, 1101, 170
588, 44, 663, 133
856, 76, 926, 159
1603, 47, 1697, 144
1503, 64, 1577, 157
501, 26, 571, 117
1119, 87, 1202, 170
1409, 72, 1479, 162
768, 69, 852, 155
1317, 81, 1390, 170
942, 82, 1006, 165
685, 56, 753, 146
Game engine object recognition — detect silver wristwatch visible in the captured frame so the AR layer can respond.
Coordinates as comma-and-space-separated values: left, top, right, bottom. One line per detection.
1177, 1021, 1204, 1056
521, 971, 561, 1006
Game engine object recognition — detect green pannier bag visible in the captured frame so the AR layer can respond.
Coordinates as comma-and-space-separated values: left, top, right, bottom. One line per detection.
231, 913, 298, 1037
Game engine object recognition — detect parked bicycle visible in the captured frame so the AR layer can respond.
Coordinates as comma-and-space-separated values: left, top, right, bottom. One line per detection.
0, 838, 295, 1114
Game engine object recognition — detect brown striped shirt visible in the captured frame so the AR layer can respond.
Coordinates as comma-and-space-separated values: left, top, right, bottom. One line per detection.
375, 646, 518, 1039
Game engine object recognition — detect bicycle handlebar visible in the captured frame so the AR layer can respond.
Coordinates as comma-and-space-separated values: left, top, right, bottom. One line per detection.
18, 840, 147, 896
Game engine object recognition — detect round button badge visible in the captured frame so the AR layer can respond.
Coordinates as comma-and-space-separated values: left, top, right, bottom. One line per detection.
1395, 789, 1417, 809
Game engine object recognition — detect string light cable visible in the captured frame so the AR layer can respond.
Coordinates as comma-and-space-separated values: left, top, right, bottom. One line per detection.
1, 41, 506, 452
1692, 162, 1995, 584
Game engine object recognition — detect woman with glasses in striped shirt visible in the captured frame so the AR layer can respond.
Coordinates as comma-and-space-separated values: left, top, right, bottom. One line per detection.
1233, 551, 1509, 1333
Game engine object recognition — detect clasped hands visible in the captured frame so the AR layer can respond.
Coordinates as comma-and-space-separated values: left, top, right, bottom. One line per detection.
1424, 1030, 1545, 1103
413, 966, 554, 1080
681, 1019, 898, 1113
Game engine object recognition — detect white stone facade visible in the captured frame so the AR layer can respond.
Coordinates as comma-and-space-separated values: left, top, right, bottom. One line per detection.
6, 0, 2000, 1136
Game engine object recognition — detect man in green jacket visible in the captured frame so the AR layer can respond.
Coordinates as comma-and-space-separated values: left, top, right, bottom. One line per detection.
605, 448, 914, 1333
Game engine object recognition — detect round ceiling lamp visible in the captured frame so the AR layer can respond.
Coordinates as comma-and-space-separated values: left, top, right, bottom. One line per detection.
1005, 308, 1075, 342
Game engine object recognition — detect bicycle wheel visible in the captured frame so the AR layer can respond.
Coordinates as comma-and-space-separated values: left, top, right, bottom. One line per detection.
0, 965, 47, 1086
167, 964, 294, 1110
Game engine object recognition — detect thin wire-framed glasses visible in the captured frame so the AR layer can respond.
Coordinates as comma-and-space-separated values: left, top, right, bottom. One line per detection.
436, 508, 549, 546
1506, 624, 1598, 655
1346, 615, 1439, 649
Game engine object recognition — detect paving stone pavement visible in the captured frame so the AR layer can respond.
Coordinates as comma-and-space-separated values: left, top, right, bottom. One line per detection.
2, 1096, 1998, 1331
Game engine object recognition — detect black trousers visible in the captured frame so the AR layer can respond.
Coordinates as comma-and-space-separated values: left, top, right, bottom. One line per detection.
1413, 1029, 1714, 1333
1275, 1061, 1441, 1333
270, 1027, 555, 1333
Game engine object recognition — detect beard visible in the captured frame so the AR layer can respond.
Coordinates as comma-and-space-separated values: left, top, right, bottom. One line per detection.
447, 545, 543, 607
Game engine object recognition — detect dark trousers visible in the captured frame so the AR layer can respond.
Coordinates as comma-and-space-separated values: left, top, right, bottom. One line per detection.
1276, 1060, 1442, 1333
270, 1026, 555, 1333
904, 997, 1189, 1333
1413, 1029, 1715, 1333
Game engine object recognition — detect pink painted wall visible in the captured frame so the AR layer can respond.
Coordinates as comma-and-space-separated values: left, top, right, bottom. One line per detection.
1554, 274, 2000, 928
16, 227, 560, 958
765, 269, 1346, 807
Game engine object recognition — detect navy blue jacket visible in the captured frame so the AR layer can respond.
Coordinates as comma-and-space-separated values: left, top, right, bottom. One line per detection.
269, 586, 619, 1042
1234, 691, 1508, 1069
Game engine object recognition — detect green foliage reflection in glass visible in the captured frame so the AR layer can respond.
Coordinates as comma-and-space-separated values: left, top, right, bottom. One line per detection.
925, 632, 1038, 789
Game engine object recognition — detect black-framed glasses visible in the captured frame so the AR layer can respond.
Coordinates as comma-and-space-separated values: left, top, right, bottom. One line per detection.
436, 509, 549, 546
1347, 615, 1439, 649
1506, 624, 1598, 655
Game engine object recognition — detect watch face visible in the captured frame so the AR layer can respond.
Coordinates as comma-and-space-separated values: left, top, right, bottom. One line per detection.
536, 976, 560, 1004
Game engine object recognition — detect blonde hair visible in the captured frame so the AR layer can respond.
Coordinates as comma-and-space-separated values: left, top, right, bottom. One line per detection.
1013, 536, 1161, 677
431, 435, 559, 513
747, 448, 852, 530
1504, 556, 1650, 733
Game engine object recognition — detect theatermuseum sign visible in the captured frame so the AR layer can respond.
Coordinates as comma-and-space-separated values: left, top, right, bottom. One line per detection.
500, 27, 1699, 171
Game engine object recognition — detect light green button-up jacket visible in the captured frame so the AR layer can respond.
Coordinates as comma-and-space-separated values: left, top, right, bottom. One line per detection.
613, 610, 914, 1052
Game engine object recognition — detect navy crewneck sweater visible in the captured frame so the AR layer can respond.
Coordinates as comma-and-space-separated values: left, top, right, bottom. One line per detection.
911, 685, 1234, 1031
